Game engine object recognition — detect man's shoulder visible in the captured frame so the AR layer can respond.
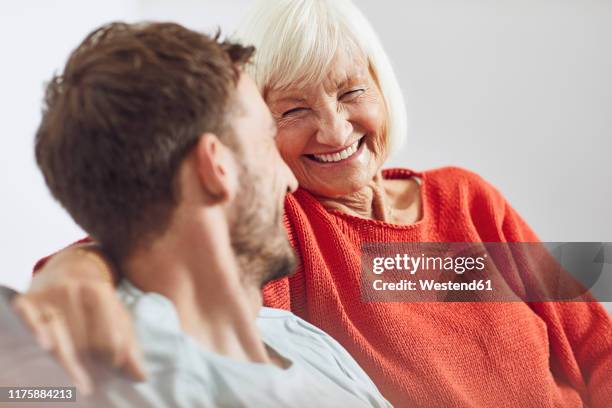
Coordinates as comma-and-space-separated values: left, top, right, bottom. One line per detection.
257, 307, 389, 406
257, 307, 350, 359
116, 280, 179, 325
115, 280, 190, 371
257, 307, 328, 338
258, 306, 295, 318
258, 307, 325, 334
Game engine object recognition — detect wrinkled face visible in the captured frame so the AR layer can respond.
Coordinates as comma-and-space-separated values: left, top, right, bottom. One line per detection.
266, 48, 388, 198
228, 74, 298, 287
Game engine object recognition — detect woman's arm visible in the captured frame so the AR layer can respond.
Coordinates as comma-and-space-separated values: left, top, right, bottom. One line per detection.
13, 244, 146, 394
501, 200, 612, 407
465, 167, 611, 406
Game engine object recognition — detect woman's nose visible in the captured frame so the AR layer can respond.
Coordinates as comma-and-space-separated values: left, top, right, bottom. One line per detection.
315, 109, 353, 147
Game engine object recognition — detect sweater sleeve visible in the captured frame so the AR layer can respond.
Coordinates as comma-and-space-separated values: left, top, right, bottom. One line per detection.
32, 236, 93, 274
501, 197, 612, 407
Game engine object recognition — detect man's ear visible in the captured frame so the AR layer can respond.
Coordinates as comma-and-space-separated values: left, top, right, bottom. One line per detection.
193, 133, 238, 203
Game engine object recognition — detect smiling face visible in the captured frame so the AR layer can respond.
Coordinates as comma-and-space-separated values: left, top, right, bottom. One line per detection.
266, 48, 389, 198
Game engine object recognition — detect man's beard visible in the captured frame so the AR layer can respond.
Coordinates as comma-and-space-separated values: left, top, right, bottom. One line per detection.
228, 167, 298, 289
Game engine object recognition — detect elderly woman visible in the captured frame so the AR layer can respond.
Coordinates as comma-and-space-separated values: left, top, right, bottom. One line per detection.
19, 0, 612, 407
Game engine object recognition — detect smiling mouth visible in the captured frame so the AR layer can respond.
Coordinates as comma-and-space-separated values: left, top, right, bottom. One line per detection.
305, 136, 365, 164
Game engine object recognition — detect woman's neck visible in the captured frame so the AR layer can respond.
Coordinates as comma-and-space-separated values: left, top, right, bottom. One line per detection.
314, 170, 422, 224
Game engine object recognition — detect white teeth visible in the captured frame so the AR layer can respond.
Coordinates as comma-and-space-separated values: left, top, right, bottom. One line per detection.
312, 139, 360, 163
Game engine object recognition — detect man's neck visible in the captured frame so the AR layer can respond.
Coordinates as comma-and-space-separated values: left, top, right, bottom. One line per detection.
123, 208, 271, 365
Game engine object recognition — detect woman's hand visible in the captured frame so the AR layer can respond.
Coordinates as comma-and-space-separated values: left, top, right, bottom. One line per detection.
12, 244, 147, 394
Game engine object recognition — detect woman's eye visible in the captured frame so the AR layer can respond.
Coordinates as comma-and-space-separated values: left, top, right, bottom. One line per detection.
282, 107, 307, 117
340, 89, 365, 100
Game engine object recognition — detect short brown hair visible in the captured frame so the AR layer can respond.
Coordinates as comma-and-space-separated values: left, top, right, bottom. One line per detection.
35, 22, 254, 263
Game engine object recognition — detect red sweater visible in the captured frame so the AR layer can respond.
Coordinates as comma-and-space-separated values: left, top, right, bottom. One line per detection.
262, 167, 612, 408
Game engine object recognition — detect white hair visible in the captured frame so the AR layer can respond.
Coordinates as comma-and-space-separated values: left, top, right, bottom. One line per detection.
232, 0, 408, 154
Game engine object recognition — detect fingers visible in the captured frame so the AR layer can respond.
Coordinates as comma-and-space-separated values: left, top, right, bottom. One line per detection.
123, 341, 147, 381
14, 282, 147, 388
82, 285, 147, 381
82, 285, 125, 366
44, 314, 93, 396
12, 296, 52, 350
13, 296, 93, 396
114, 300, 147, 381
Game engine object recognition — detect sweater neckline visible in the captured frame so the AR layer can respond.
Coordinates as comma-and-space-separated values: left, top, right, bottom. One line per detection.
294, 168, 429, 231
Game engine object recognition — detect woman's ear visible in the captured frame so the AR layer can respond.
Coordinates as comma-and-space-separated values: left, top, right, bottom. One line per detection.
193, 133, 238, 203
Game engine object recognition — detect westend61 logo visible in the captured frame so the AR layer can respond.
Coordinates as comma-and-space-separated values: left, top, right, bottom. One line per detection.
360, 242, 612, 302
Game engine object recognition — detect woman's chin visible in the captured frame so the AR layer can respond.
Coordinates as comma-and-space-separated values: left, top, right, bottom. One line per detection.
298, 171, 373, 198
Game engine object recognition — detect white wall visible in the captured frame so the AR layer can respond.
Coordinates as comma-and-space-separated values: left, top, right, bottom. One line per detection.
0, 0, 251, 292
0, 0, 138, 292
1, 1, 610, 310
377, 0, 612, 244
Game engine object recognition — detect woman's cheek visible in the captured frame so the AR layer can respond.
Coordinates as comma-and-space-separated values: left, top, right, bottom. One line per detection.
275, 129, 306, 173
352, 101, 387, 163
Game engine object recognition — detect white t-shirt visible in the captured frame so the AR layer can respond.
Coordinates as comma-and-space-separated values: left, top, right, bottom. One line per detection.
86, 280, 392, 408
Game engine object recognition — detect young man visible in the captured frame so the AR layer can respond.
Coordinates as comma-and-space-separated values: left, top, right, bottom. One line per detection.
25, 21, 390, 407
